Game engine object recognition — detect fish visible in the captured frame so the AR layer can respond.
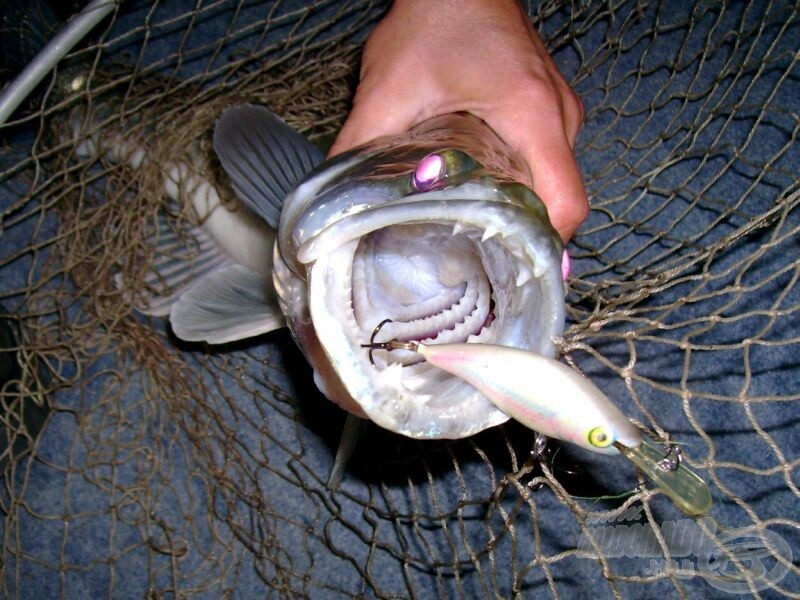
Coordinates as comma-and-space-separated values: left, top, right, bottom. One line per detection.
119, 104, 564, 487
162, 105, 566, 444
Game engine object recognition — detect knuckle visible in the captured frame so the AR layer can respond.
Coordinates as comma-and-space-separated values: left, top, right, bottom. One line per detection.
514, 74, 581, 123
517, 72, 562, 105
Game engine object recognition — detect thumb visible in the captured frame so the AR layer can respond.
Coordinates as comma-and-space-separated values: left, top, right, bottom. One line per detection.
483, 102, 588, 243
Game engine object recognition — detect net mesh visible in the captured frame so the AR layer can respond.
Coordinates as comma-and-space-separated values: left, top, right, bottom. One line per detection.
1, 0, 798, 597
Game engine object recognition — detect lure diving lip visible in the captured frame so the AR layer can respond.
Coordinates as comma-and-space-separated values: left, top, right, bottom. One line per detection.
614, 439, 712, 516
362, 334, 713, 516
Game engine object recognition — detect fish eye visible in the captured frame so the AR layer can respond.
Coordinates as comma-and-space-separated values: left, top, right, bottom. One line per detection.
411, 149, 479, 191
412, 153, 446, 191
588, 426, 613, 448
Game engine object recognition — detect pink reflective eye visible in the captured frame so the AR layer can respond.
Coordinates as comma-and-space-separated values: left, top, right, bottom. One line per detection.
412, 153, 445, 191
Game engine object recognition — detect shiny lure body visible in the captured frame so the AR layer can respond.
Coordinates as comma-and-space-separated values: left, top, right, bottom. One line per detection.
363, 339, 712, 514
412, 341, 643, 454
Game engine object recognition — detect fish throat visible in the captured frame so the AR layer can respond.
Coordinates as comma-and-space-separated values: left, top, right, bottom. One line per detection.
352, 223, 496, 366
306, 210, 563, 439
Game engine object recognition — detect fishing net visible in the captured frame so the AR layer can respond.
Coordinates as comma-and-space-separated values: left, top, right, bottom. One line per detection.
1, 0, 798, 597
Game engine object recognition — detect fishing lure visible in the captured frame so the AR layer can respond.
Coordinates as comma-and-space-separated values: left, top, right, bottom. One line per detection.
363, 329, 712, 516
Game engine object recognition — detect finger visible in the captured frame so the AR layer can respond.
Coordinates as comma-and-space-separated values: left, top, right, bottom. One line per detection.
526, 26, 584, 147
484, 86, 588, 242
525, 140, 588, 243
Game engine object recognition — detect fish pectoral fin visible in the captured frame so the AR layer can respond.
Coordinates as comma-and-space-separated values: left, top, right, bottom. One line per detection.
213, 104, 324, 229
169, 264, 285, 344
116, 211, 230, 316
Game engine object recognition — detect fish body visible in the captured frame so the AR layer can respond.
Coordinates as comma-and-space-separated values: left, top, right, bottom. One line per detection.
166, 105, 565, 440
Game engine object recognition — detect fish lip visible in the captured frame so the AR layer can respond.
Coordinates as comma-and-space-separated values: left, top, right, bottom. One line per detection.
304, 182, 566, 439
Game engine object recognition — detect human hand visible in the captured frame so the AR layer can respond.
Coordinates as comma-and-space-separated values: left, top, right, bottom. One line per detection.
329, 0, 588, 243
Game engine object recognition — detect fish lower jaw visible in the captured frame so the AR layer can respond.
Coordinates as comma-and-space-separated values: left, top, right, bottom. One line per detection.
308, 219, 564, 439
364, 365, 507, 439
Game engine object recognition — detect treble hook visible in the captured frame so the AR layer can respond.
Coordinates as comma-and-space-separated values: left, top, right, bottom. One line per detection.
641, 429, 684, 473
360, 319, 419, 365
657, 443, 683, 472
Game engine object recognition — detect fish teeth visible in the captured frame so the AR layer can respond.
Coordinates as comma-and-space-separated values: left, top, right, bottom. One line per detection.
532, 258, 545, 278
452, 222, 466, 236
378, 363, 406, 391
516, 264, 533, 287
481, 226, 499, 242
467, 326, 493, 343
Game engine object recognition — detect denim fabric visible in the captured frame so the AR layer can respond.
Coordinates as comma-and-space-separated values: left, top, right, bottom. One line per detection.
3, 1, 798, 598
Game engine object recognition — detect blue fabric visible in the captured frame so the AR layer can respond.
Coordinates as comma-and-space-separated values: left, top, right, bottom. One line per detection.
2, 1, 798, 598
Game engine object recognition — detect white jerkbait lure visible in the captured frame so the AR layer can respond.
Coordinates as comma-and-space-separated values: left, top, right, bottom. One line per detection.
363, 335, 711, 515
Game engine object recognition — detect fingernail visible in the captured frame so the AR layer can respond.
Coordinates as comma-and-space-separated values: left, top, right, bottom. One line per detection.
561, 249, 571, 280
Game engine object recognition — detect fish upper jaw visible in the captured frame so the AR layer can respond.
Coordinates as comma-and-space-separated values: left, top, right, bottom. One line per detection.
293, 181, 554, 265
277, 155, 365, 277
295, 184, 565, 439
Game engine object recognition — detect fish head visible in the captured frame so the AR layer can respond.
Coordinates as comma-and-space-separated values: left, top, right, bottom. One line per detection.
273, 112, 565, 439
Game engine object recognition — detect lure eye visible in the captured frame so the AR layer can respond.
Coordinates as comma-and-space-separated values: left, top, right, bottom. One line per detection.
412, 153, 446, 191
588, 426, 613, 448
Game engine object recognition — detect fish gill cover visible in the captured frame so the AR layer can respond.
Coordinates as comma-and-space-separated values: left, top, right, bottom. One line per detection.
0, 0, 798, 597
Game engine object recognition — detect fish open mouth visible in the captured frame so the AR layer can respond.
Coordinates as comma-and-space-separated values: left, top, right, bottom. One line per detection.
353, 223, 497, 367
304, 187, 564, 438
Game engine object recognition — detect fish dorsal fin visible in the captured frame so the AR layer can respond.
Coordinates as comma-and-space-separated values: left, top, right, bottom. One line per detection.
213, 104, 324, 229
170, 264, 285, 344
